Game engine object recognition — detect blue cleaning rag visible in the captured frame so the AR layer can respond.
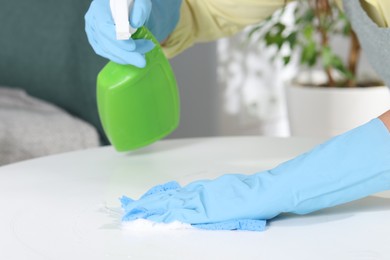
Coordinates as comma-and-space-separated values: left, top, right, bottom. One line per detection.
120, 181, 267, 232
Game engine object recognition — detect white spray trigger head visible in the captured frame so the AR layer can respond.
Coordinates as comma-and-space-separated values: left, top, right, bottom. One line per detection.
110, 0, 137, 40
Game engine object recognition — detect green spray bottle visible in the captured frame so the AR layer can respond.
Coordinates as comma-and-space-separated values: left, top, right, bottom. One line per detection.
97, 0, 180, 151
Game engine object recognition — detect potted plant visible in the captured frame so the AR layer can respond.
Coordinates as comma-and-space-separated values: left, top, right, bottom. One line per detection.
248, 0, 390, 137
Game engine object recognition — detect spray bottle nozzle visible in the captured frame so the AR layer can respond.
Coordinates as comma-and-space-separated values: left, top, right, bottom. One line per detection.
110, 0, 137, 40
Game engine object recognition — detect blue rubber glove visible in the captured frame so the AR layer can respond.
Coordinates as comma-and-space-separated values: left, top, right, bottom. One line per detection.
146, 0, 182, 43
85, 0, 154, 67
85, 0, 182, 67
121, 181, 267, 231
121, 118, 390, 225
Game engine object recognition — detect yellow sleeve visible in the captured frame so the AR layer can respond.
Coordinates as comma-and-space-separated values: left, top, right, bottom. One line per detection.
162, 0, 287, 58
335, 0, 390, 27
360, 0, 390, 27
164, 0, 390, 58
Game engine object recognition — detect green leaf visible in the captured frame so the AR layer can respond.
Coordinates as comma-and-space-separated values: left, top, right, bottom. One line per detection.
321, 46, 333, 69
301, 41, 317, 67
303, 24, 314, 40
247, 25, 262, 39
274, 23, 286, 34
263, 23, 287, 50
300, 8, 315, 24
264, 31, 275, 46
321, 47, 354, 80
332, 57, 354, 80
286, 32, 297, 49
283, 56, 291, 65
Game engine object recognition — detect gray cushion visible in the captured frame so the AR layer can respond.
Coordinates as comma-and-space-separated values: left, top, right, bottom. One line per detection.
0, 87, 99, 166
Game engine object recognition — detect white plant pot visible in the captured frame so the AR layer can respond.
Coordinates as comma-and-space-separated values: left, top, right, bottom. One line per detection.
286, 76, 390, 137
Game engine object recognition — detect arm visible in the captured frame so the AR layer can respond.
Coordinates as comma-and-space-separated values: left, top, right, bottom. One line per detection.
165, 0, 390, 58
84, 0, 286, 63
379, 110, 390, 132
122, 117, 390, 226
335, 0, 389, 27
359, 0, 390, 27
162, 0, 287, 58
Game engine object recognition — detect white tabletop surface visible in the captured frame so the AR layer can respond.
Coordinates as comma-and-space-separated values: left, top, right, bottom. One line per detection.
1, 136, 390, 260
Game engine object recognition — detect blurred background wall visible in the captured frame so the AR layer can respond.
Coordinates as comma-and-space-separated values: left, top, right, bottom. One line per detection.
168, 29, 379, 140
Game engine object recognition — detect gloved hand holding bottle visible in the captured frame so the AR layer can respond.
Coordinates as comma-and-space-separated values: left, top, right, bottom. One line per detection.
85, 0, 182, 67
121, 116, 390, 225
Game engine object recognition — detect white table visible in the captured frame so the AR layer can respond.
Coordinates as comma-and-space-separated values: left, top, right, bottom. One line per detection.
1, 136, 390, 260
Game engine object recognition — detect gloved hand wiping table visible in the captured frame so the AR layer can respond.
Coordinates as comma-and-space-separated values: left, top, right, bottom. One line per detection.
121, 118, 390, 231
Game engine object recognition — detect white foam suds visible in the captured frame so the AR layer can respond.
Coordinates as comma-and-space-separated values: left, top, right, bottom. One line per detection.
121, 219, 194, 231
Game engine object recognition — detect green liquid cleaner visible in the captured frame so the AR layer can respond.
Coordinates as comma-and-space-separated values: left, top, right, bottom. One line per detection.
96, 27, 180, 151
